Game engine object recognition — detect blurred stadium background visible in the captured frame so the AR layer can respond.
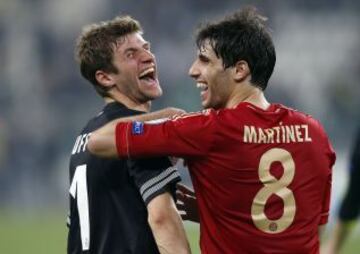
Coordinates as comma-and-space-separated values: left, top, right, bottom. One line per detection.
0, 0, 359, 253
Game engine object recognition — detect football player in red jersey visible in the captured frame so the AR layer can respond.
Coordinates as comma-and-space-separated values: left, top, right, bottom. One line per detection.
88, 7, 336, 254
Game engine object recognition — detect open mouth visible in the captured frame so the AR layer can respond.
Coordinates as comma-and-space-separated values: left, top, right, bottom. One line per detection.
197, 82, 209, 103
139, 67, 156, 82
197, 82, 208, 92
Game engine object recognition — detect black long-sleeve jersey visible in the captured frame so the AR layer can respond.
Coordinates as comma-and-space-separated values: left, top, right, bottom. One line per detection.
67, 102, 180, 254
339, 128, 360, 221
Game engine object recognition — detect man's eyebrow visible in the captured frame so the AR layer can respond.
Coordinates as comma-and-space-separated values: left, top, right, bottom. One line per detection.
123, 47, 138, 54
121, 40, 151, 55
198, 53, 210, 61
143, 41, 151, 48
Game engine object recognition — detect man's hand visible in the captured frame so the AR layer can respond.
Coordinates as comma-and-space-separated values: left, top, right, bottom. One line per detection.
176, 183, 199, 223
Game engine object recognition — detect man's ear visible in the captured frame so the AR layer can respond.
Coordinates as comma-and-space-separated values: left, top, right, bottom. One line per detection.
233, 60, 250, 82
95, 70, 115, 88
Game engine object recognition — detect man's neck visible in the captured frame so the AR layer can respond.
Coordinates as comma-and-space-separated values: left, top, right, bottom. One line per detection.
104, 95, 151, 112
226, 83, 270, 110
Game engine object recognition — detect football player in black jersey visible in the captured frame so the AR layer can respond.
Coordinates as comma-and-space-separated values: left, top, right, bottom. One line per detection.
323, 128, 360, 254
68, 15, 190, 254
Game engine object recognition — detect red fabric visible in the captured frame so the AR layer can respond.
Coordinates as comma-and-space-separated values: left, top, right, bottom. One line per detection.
116, 102, 335, 254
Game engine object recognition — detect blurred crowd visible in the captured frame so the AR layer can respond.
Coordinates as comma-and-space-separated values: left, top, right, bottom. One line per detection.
0, 0, 359, 212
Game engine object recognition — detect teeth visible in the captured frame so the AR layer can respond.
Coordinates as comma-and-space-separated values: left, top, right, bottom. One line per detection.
196, 82, 208, 90
139, 67, 155, 78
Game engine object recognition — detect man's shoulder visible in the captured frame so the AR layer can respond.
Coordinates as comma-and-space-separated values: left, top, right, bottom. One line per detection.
129, 156, 172, 171
274, 103, 323, 127
84, 103, 141, 132
101, 102, 142, 123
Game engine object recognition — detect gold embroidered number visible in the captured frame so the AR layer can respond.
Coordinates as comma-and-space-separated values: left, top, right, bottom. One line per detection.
251, 148, 296, 234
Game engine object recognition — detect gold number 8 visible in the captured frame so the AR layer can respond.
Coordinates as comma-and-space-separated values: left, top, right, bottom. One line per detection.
251, 148, 296, 234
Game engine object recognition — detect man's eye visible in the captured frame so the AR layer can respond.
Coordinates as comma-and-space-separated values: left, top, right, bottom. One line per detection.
126, 52, 134, 58
199, 55, 209, 63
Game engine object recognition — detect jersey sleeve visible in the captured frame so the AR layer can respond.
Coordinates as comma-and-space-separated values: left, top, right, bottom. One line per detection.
319, 125, 336, 225
319, 173, 332, 225
127, 157, 181, 206
115, 110, 218, 159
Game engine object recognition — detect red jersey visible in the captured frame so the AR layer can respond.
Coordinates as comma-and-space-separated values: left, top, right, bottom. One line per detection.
115, 102, 336, 254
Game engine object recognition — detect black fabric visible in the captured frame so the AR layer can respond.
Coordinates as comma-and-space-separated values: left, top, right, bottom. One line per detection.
339, 128, 360, 221
67, 102, 181, 254
128, 160, 180, 205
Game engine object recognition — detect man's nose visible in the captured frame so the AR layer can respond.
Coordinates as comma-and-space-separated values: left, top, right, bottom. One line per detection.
188, 61, 199, 78
141, 49, 155, 63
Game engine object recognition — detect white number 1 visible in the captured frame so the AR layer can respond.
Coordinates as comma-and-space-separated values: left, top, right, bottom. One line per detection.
69, 164, 90, 250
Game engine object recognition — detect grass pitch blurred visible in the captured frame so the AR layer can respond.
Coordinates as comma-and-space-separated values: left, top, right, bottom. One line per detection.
0, 211, 201, 254
0, 211, 359, 254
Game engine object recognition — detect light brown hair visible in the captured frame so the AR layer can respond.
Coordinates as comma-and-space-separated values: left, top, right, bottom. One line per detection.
75, 15, 142, 97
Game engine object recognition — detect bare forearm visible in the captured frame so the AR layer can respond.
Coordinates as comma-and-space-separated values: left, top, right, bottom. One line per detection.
147, 193, 191, 254
318, 225, 326, 241
324, 220, 355, 254
149, 212, 191, 254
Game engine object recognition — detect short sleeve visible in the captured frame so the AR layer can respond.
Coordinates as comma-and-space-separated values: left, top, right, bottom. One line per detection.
127, 157, 181, 206
317, 122, 336, 225
319, 172, 332, 225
